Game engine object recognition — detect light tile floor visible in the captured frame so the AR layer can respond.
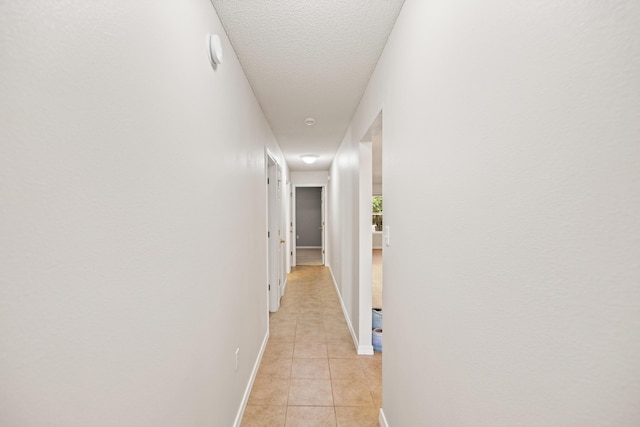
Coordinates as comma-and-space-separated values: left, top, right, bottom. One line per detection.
241, 265, 382, 427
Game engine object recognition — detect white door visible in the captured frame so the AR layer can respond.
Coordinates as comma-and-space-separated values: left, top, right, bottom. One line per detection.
277, 165, 285, 301
289, 183, 294, 269
321, 187, 326, 265
267, 158, 281, 312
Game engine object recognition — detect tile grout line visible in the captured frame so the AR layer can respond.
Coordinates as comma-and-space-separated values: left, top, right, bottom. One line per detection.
245, 266, 381, 425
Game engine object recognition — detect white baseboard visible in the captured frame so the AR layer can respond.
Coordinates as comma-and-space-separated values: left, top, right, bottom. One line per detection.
379, 408, 389, 427
327, 265, 359, 352
327, 266, 373, 355
233, 330, 269, 427
282, 277, 288, 296
358, 344, 374, 355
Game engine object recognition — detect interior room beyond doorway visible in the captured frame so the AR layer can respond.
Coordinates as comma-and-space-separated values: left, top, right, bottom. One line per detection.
295, 186, 324, 266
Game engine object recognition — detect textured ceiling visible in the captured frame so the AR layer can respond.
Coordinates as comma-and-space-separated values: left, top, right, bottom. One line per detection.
211, 0, 404, 171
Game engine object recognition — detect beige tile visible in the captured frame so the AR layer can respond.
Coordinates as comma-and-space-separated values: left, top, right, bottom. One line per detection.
324, 313, 346, 322
252, 266, 385, 423
323, 319, 348, 330
329, 359, 365, 380
270, 324, 297, 342
293, 342, 328, 358
270, 312, 297, 323
331, 379, 374, 407
296, 306, 321, 315
364, 373, 381, 390
326, 342, 358, 359
326, 329, 354, 343
370, 386, 382, 409
288, 379, 334, 406
291, 358, 330, 379
296, 321, 321, 331
248, 377, 290, 406
279, 305, 302, 315
368, 383, 382, 395
359, 365, 381, 381
264, 341, 295, 359
285, 406, 336, 427
295, 327, 327, 343
359, 357, 381, 389
241, 405, 286, 426
334, 406, 379, 427
358, 355, 382, 371
324, 326, 351, 341
257, 357, 293, 379
299, 308, 325, 317
270, 318, 297, 329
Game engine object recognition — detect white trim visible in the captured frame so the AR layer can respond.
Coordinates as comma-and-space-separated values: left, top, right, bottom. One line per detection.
358, 343, 374, 355
327, 265, 374, 355
281, 276, 287, 296
327, 265, 364, 353
292, 184, 328, 267
287, 181, 293, 275
358, 141, 374, 353
267, 149, 286, 312
379, 408, 389, 427
233, 330, 269, 427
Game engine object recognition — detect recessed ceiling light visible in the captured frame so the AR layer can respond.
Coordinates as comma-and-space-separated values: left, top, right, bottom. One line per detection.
300, 154, 319, 164
304, 117, 316, 126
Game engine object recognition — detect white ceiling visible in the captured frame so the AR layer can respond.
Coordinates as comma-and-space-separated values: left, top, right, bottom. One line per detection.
211, 0, 404, 171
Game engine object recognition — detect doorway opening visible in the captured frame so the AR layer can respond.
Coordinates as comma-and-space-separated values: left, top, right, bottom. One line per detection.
292, 186, 325, 267
358, 111, 383, 354
371, 124, 383, 312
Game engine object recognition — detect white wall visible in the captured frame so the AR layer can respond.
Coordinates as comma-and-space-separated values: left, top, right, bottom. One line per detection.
0, 1, 286, 426
334, 0, 640, 425
327, 129, 361, 346
290, 170, 329, 187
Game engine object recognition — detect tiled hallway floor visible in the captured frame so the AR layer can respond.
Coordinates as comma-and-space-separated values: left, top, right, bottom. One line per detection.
241, 266, 382, 427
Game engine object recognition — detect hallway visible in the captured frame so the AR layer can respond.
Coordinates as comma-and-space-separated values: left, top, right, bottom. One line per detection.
241, 266, 382, 426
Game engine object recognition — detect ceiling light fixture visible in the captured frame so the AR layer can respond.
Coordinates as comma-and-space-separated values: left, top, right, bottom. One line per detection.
304, 117, 316, 126
300, 154, 319, 164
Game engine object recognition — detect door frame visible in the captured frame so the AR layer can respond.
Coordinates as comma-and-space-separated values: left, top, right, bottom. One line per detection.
291, 184, 327, 267
266, 150, 283, 312
356, 110, 383, 354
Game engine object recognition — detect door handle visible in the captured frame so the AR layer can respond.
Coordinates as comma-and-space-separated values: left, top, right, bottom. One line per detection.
280, 239, 285, 243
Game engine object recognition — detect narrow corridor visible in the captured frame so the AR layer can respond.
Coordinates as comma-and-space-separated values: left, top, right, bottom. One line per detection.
241, 266, 382, 426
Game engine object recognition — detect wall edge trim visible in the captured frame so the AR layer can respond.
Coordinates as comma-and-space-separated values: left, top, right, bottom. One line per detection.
233, 330, 269, 427
379, 408, 389, 427
358, 344, 374, 355
327, 265, 360, 352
